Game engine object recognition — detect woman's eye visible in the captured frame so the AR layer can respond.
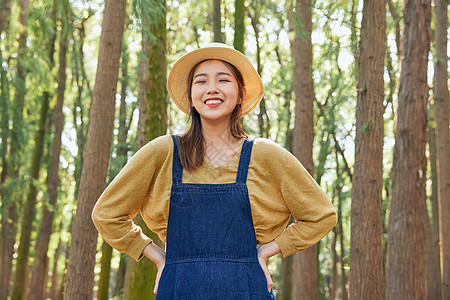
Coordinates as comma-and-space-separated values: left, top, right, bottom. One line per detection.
219, 79, 230, 83
195, 80, 206, 84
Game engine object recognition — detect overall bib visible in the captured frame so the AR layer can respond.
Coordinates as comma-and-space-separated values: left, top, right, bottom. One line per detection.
156, 135, 275, 300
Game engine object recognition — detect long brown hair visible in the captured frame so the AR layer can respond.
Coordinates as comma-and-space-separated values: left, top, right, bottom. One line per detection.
178, 60, 248, 170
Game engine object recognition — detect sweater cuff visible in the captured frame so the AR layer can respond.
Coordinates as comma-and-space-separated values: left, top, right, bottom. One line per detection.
127, 232, 153, 262
275, 232, 296, 258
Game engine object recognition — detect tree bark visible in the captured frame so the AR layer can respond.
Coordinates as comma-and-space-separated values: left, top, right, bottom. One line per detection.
233, 0, 245, 52
212, 0, 222, 42
289, 0, 317, 298
63, 0, 127, 298
123, 1, 167, 299
97, 36, 131, 300
434, 0, 450, 297
386, 0, 431, 298
349, 0, 386, 299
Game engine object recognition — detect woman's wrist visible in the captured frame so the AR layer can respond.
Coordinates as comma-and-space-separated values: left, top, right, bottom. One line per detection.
257, 240, 281, 262
142, 242, 166, 268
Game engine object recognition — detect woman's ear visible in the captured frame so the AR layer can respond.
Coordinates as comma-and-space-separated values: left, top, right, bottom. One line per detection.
239, 87, 247, 104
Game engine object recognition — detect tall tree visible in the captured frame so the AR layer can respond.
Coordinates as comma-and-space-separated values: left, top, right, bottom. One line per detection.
386, 0, 431, 298
10, 6, 56, 298
233, 0, 244, 52
434, 0, 450, 297
212, 0, 222, 42
1, 0, 30, 295
0, 1, 11, 298
248, 3, 270, 138
349, 0, 386, 298
63, 0, 127, 298
123, 1, 167, 299
428, 127, 442, 300
97, 38, 131, 300
289, 0, 317, 298
28, 2, 69, 298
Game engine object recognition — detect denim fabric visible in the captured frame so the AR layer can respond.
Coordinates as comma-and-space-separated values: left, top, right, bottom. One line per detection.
155, 135, 275, 300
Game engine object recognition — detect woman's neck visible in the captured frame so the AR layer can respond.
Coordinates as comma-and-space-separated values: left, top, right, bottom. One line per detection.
201, 117, 241, 150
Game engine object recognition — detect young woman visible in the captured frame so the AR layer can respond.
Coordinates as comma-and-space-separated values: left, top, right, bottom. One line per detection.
92, 43, 336, 299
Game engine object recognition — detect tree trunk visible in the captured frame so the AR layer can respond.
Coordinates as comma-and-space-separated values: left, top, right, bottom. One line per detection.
233, 0, 244, 52
28, 4, 68, 298
338, 192, 348, 300
330, 227, 338, 300
280, 255, 293, 300
349, 0, 386, 299
11, 88, 51, 300
387, 0, 402, 62
386, 0, 431, 298
212, 0, 222, 42
135, 5, 167, 150
123, 1, 167, 299
11, 14, 56, 296
2, 1, 30, 295
428, 128, 442, 300
248, 5, 270, 138
0, 35, 11, 300
0, 0, 11, 33
97, 36, 131, 300
98, 242, 114, 300
434, 0, 450, 297
289, 0, 317, 298
63, 0, 127, 298
50, 229, 63, 300
72, 17, 90, 199
113, 253, 128, 297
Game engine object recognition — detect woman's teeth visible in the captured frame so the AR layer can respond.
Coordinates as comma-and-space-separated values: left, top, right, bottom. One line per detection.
205, 100, 223, 105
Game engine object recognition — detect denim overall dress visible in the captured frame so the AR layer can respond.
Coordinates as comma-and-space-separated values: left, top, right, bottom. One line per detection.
155, 135, 275, 299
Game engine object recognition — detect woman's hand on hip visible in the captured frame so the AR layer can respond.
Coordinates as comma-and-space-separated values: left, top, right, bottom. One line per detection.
142, 242, 166, 294
257, 240, 281, 292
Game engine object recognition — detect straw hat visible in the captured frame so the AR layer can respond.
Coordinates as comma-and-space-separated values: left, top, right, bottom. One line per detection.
167, 43, 264, 117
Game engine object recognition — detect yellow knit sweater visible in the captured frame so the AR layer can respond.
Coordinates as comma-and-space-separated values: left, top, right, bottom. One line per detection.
92, 135, 337, 261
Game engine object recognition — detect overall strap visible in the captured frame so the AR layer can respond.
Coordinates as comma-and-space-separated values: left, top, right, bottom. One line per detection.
236, 138, 254, 184
171, 135, 183, 184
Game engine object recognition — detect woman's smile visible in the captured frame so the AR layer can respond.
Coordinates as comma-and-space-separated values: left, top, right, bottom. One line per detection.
204, 97, 224, 108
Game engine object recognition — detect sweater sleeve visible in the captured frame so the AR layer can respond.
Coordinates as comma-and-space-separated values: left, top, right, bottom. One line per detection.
274, 149, 337, 257
92, 141, 156, 262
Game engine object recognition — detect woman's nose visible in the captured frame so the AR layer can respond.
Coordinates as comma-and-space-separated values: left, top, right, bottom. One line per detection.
206, 82, 219, 94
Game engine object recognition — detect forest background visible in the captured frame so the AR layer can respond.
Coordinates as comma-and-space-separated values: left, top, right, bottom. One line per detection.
0, 0, 449, 299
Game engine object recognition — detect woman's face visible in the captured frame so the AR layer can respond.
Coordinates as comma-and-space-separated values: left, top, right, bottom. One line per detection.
190, 60, 244, 123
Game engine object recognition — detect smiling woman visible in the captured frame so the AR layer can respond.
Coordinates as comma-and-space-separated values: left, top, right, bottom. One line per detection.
92, 43, 336, 300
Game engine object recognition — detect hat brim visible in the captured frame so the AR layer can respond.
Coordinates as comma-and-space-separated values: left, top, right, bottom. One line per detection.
167, 44, 264, 117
